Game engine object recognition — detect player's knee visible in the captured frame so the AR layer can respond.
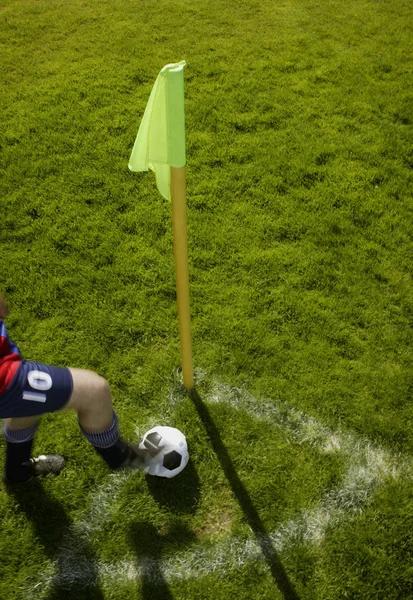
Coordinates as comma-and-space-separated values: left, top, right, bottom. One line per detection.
67, 368, 112, 414
89, 373, 111, 408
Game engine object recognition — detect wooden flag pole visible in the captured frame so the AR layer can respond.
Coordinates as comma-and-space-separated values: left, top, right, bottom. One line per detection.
170, 165, 194, 390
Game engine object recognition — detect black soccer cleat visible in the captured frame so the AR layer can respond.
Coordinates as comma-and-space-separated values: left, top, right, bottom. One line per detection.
4, 454, 66, 484
120, 445, 150, 470
120, 443, 162, 471
26, 454, 66, 477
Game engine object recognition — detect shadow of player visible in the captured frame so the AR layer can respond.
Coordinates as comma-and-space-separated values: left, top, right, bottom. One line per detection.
189, 389, 300, 600
6, 479, 104, 600
130, 460, 201, 600
145, 458, 200, 515
129, 459, 200, 598
129, 520, 196, 600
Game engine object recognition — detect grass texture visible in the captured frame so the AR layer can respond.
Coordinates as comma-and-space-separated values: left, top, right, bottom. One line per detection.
1, 0, 413, 598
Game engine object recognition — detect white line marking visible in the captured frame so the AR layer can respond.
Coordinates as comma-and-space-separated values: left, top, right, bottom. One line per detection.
24, 372, 412, 596
97, 375, 410, 585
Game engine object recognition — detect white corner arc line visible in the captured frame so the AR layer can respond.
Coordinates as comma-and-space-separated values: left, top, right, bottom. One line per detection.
24, 373, 412, 597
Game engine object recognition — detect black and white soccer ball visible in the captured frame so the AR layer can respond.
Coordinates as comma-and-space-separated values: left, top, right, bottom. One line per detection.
139, 426, 189, 478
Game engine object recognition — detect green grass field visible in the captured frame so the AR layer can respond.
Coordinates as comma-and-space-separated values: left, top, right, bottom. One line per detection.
1, 0, 413, 598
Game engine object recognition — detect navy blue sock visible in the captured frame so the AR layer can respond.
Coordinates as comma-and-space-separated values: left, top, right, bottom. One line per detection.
79, 412, 130, 469
4, 424, 38, 483
92, 439, 130, 469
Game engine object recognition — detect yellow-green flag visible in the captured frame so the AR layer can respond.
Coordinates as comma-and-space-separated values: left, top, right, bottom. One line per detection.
128, 61, 186, 201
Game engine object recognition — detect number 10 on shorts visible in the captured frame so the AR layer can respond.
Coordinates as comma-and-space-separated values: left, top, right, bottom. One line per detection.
23, 370, 53, 403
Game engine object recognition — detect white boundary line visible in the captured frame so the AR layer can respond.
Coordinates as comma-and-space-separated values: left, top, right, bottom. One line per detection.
24, 374, 411, 596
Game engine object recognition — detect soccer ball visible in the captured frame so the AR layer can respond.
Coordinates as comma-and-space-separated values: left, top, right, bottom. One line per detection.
139, 426, 189, 478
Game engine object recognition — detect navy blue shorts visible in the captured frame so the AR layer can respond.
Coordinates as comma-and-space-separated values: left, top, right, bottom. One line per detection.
0, 361, 73, 419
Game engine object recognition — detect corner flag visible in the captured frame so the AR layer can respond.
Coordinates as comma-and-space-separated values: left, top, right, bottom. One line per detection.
128, 61, 186, 201
129, 61, 194, 390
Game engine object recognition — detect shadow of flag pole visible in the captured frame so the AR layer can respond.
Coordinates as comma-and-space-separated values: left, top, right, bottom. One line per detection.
189, 389, 300, 599
129, 61, 194, 390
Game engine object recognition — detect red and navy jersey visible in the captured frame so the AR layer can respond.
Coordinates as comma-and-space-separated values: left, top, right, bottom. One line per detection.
0, 320, 21, 395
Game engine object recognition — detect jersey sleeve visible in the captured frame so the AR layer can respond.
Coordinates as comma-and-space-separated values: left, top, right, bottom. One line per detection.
0, 320, 22, 395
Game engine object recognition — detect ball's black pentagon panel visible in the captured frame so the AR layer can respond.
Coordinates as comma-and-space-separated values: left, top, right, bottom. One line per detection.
163, 450, 182, 471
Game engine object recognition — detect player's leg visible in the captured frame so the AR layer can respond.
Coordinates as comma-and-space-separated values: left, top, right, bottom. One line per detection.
63, 368, 145, 470
3, 415, 42, 483
64, 368, 114, 432
2, 361, 74, 483
7, 415, 39, 430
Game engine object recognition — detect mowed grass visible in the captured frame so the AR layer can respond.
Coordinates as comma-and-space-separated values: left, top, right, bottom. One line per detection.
1, 0, 413, 598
